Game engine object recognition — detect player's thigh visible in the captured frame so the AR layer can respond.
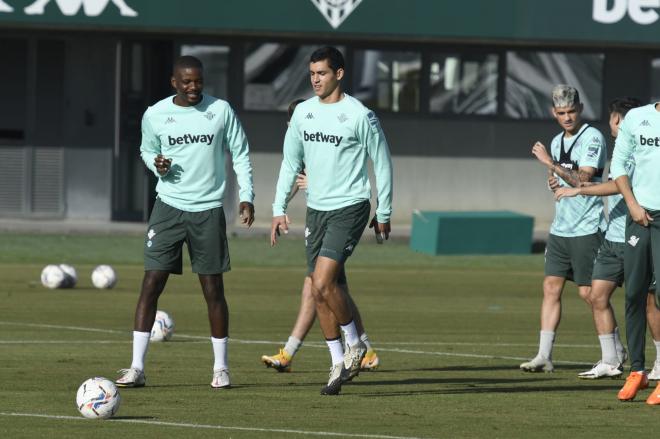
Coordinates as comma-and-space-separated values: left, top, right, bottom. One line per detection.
305, 207, 328, 276
321, 200, 371, 264
591, 239, 624, 287
544, 234, 573, 281
144, 199, 186, 274
624, 213, 653, 296
185, 206, 230, 275
567, 232, 602, 286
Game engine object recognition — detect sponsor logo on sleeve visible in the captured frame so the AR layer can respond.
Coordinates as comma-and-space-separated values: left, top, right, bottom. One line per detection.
586, 145, 600, 158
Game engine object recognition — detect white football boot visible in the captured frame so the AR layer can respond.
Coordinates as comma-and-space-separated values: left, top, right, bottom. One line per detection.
648, 360, 660, 380
520, 356, 554, 373
320, 363, 343, 395
211, 369, 231, 389
578, 361, 623, 379
115, 368, 146, 387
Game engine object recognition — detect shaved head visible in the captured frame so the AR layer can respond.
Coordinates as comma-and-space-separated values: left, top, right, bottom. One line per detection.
173, 56, 203, 75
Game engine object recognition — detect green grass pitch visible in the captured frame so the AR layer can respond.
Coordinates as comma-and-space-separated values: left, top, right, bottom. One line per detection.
0, 233, 657, 438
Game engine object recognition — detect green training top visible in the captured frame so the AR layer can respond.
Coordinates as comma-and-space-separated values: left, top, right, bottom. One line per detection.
549, 124, 606, 237
611, 103, 660, 211
272, 94, 393, 223
140, 95, 254, 212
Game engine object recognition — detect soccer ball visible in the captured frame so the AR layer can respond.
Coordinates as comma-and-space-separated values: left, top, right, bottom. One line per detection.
59, 264, 78, 288
91, 265, 117, 289
41, 265, 66, 289
76, 377, 121, 419
150, 310, 175, 342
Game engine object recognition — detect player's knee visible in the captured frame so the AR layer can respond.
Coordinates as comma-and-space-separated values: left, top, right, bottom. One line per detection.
589, 292, 609, 310
310, 275, 330, 302
578, 287, 591, 304
542, 280, 562, 300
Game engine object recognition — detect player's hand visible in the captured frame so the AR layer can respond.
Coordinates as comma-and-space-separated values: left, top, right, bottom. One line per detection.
154, 154, 172, 176
630, 203, 653, 227
271, 215, 289, 246
554, 187, 579, 201
532, 142, 552, 167
296, 173, 308, 190
548, 175, 560, 192
369, 216, 390, 243
239, 202, 255, 227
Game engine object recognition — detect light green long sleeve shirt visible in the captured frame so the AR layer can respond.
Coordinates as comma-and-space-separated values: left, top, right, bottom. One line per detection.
272, 94, 393, 223
140, 95, 254, 212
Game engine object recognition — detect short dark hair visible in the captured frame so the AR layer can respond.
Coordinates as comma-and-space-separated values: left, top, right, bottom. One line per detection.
288, 99, 305, 121
309, 46, 345, 72
173, 55, 203, 74
609, 97, 643, 117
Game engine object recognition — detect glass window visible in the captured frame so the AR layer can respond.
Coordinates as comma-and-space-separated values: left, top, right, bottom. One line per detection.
505, 51, 604, 119
650, 58, 660, 103
429, 53, 498, 115
181, 45, 230, 99
353, 50, 421, 112
0, 38, 28, 141
244, 43, 322, 111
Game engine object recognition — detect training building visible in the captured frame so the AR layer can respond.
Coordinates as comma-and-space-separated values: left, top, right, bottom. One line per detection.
1, 0, 660, 228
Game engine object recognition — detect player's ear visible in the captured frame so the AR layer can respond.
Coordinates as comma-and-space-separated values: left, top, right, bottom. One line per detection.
170, 76, 177, 89
335, 67, 345, 81
550, 107, 557, 118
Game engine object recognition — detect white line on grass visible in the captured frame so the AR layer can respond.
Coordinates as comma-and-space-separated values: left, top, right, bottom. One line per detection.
0, 320, 592, 365
0, 412, 434, 439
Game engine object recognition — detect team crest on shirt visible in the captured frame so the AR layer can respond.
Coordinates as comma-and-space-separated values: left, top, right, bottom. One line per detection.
337, 113, 348, 123
204, 111, 215, 121
310, 0, 364, 29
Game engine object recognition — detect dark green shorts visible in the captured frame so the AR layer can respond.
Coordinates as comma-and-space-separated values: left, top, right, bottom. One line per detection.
592, 239, 625, 286
305, 200, 371, 277
544, 232, 602, 286
144, 199, 230, 275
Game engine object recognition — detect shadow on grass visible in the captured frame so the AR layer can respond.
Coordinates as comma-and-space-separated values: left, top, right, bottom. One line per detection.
352, 383, 623, 397
110, 416, 156, 420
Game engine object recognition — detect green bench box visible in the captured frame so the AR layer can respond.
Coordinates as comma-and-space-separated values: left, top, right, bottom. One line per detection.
410, 211, 534, 255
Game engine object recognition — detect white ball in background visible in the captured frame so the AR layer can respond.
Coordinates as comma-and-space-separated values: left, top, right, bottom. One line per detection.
91, 265, 117, 289
41, 265, 66, 289
76, 377, 121, 419
59, 264, 78, 288
150, 310, 175, 342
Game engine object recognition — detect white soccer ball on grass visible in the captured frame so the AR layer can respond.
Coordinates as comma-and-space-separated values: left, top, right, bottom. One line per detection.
150, 310, 175, 342
76, 377, 121, 419
59, 264, 78, 288
40, 264, 66, 289
91, 265, 117, 289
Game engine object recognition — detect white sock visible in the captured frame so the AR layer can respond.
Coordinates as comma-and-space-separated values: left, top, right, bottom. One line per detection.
598, 333, 619, 365
340, 320, 359, 347
326, 337, 344, 365
655, 339, 660, 363
538, 330, 555, 360
211, 336, 228, 371
130, 331, 151, 371
614, 327, 625, 357
360, 332, 373, 351
284, 336, 302, 358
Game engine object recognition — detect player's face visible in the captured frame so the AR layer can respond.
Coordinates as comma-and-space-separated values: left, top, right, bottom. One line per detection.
171, 67, 204, 106
609, 111, 622, 138
309, 59, 343, 100
552, 103, 583, 134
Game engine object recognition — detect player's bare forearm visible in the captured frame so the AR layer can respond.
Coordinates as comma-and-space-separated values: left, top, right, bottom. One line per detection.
614, 175, 639, 211
577, 180, 619, 197
549, 163, 594, 188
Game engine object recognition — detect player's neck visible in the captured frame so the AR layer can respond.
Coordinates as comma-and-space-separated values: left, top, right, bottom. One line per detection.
319, 87, 344, 104
563, 122, 583, 138
655, 102, 660, 112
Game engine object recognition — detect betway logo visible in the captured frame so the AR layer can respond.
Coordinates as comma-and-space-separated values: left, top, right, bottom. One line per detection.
640, 135, 660, 146
303, 130, 343, 146
168, 134, 215, 146
593, 0, 660, 25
